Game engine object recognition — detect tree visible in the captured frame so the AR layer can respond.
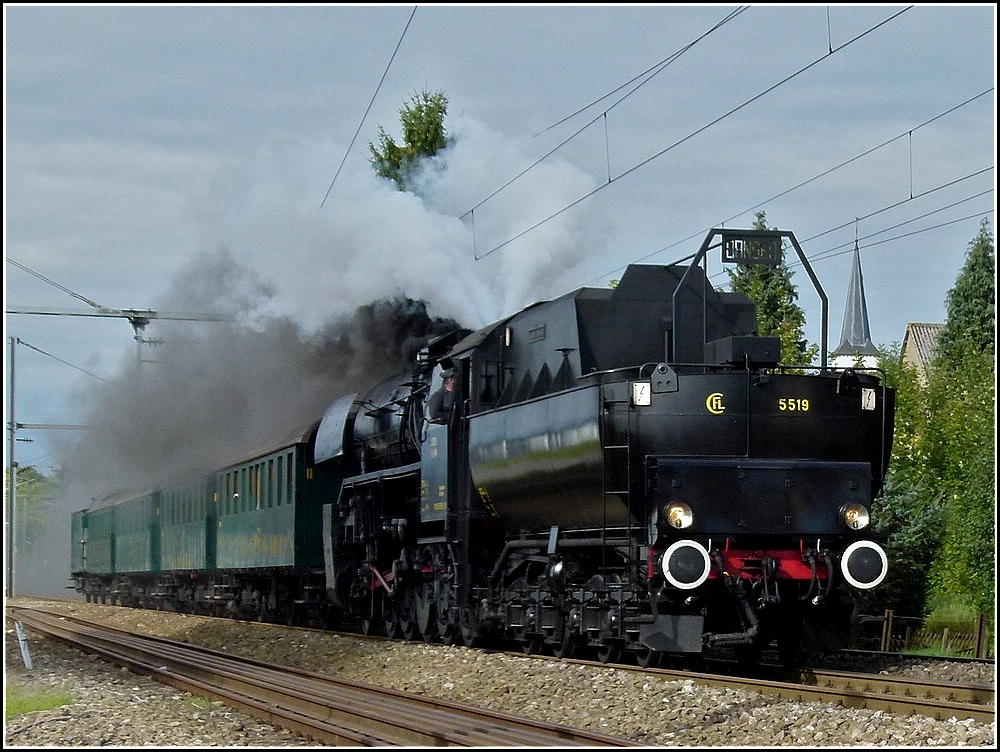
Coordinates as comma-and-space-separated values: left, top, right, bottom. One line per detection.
936, 218, 996, 364
868, 343, 946, 616
5, 465, 56, 545
925, 346, 995, 617
872, 219, 995, 627
726, 211, 818, 365
369, 88, 451, 192
924, 218, 995, 618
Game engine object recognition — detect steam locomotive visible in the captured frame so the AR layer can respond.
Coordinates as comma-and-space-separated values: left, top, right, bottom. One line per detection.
71, 228, 894, 668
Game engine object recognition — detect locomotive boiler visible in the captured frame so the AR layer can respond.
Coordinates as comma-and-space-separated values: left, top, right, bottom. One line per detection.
71, 227, 893, 668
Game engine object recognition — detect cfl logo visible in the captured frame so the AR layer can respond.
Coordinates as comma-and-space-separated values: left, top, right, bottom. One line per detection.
706, 392, 726, 415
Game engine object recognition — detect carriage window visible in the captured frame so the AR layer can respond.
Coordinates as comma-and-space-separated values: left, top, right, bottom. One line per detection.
267, 459, 275, 507
240, 468, 247, 512
276, 456, 284, 505
254, 463, 262, 509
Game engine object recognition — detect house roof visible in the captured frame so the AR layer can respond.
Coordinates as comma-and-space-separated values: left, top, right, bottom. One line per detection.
902, 322, 944, 377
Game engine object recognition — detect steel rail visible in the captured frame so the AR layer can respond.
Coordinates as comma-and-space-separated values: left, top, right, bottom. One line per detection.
9, 607, 638, 747
558, 655, 996, 724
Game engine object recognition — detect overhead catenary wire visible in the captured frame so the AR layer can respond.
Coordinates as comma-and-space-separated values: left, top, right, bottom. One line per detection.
706, 200, 994, 286
7, 258, 105, 311
625, 169, 992, 292
320, 5, 418, 208
473, 6, 915, 261
589, 84, 993, 288
463, 4, 749, 229
13, 338, 115, 386
6, 256, 231, 325
532, 6, 750, 140
791, 209, 994, 272
798, 182, 994, 260
705, 89, 994, 234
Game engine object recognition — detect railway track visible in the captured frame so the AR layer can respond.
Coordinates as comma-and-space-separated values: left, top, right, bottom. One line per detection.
797, 665, 995, 722
434, 634, 996, 724
8, 606, 638, 747
9, 601, 995, 736
686, 651, 996, 723
498, 650, 994, 725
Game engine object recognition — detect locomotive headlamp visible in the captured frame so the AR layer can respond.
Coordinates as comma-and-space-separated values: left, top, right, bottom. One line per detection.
665, 501, 694, 529
840, 502, 870, 530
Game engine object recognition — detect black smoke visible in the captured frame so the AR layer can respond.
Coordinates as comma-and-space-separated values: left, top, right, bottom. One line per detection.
15, 247, 463, 596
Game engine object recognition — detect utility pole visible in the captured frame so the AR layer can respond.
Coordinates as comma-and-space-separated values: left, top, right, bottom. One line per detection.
7, 335, 18, 597
5, 261, 230, 598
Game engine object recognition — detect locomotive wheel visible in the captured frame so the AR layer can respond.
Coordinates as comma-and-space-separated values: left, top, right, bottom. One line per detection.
634, 646, 662, 669
360, 593, 382, 635
416, 587, 433, 634
416, 582, 437, 643
383, 597, 403, 638
553, 636, 577, 659
521, 634, 543, 655
437, 599, 459, 644
435, 577, 457, 644
461, 625, 480, 648
552, 623, 578, 659
401, 617, 420, 641
596, 641, 622, 664
439, 620, 458, 645
459, 607, 480, 648
399, 589, 420, 641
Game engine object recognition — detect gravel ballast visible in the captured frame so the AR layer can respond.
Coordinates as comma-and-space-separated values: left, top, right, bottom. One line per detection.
4, 598, 996, 748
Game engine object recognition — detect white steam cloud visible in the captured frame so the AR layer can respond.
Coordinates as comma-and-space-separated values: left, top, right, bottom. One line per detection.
196, 114, 609, 329
20, 116, 612, 596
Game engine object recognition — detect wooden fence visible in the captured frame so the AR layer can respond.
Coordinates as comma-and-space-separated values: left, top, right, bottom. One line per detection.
858, 610, 995, 658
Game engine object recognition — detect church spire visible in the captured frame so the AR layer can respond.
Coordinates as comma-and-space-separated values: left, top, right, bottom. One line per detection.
831, 241, 879, 362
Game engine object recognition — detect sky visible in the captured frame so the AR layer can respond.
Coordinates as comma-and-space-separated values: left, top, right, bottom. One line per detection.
2, 4, 997, 592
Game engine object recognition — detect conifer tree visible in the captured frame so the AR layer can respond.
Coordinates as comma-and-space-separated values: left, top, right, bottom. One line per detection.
726, 211, 817, 365
936, 217, 996, 365
369, 89, 451, 192
925, 218, 995, 618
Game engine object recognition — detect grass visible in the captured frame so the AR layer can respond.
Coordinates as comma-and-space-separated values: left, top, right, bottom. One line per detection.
924, 595, 982, 634
4, 680, 75, 722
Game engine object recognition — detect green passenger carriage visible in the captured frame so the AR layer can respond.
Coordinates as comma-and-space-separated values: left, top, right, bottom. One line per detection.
70, 421, 344, 620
